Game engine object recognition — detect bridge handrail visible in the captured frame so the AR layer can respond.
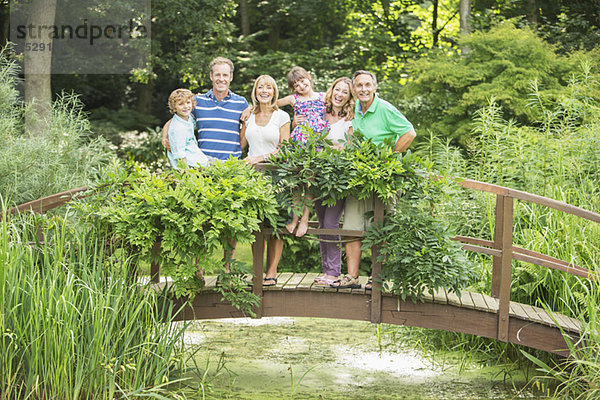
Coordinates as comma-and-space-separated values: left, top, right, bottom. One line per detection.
459, 178, 600, 223
455, 177, 599, 342
7, 186, 89, 216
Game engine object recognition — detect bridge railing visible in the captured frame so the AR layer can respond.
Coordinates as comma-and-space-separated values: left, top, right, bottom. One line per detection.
454, 178, 600, 342
248, 163, 387, 322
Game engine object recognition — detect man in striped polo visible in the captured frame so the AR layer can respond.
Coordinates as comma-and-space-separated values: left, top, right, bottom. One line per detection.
162, 57, 248, 160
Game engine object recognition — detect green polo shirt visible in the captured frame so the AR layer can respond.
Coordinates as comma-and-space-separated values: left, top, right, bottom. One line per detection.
352, 94, 413, 145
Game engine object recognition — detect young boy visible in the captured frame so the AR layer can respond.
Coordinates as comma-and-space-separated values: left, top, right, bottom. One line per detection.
167, 89, 215, 169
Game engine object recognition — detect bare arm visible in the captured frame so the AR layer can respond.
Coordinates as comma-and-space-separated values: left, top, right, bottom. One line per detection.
279, 121, 291, 144
394, 129, 416, 153
277, 94, 295, 108
240, 106, 252, 122
162, 119, 172, 151
239, 122, 247, 150
291, 112, 307, 130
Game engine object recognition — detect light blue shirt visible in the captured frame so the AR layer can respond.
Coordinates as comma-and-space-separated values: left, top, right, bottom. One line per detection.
167, 113, 212, 169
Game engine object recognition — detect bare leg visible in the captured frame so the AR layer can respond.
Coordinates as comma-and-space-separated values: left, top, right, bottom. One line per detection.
295, 206, 310, 237
265, 235, 283, 279
286, 214, 298, 234
345, 239, 361, 279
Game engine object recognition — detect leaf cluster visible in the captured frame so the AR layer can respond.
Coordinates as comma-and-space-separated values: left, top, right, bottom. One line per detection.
363, 193, 476, 302
401, 23, 600, 147
268, 127, 475, 299
268, 127, 424, 211
78, 159, 279, 299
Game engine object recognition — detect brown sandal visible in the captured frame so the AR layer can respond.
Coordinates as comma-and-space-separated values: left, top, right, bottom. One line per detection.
330, 274, 361, 289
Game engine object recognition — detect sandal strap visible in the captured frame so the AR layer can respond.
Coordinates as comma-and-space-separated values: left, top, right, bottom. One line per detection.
340, 274, 358, 285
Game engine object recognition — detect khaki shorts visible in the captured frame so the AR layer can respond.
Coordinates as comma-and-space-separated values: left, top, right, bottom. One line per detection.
342, 194, 397, 232
342, 195, 374, 232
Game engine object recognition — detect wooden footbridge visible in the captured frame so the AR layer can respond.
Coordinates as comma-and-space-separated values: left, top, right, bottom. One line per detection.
10, 178, 599, 357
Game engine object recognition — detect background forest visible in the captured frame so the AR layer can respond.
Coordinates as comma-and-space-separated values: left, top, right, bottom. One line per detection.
1, 0, 600, 157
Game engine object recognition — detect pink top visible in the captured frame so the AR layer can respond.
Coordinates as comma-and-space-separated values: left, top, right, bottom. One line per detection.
290, 92, 329, 143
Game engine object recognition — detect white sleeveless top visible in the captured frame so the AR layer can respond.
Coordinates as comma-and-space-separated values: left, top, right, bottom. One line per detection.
326, 118, 352, 146
245, 109, 290, 157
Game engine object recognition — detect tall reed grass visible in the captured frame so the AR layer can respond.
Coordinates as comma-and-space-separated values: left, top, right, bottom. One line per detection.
0, 45, 114, 207
0, 208, 193, 399
418, 62, 600, 318
408, 61, 600, 394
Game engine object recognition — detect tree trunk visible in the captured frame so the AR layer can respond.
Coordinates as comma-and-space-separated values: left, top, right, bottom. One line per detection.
459, 0, 470, 36
381, 0, 390, 23
459, 0, 471, 53
239, 0, 250, 37
431, 0, 439, 48
136, 81, 154, 116
268, 21, 280, 51
527, 0, 538, 25
24, 0, 57, 135
0, 1, 9, 48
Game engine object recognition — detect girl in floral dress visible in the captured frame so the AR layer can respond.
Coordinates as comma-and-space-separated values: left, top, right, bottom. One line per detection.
277, 66, 329, 236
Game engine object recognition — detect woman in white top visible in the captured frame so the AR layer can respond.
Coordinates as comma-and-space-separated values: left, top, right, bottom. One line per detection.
314, 77, 354, 286
240, 75, 290, 286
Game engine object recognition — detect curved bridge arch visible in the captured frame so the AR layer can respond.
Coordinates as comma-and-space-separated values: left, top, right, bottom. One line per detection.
167, 271, 581, 357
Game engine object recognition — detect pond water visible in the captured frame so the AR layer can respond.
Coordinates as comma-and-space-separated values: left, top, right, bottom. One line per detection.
182, 317, 549, 399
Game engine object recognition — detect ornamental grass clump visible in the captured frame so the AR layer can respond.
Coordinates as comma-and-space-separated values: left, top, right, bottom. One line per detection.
0, 46, 114, 207
0, 208, 192, 399
522, 282, 600, 399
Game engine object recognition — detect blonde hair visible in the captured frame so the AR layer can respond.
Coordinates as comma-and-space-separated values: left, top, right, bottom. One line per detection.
251, 75, 279, 113
168, 88, 195, 114
286, 66, 312, 91
209, 57, 234, 74
325, 77, 355, 119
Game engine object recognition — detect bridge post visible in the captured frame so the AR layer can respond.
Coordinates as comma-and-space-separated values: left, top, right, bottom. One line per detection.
491, 195, 506, 298
252, 227, 265, 318
495, 196, 513, 342
370, 196, 385, 324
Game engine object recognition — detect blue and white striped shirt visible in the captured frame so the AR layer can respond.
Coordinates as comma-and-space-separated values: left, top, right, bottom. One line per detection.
192, 89, 249, 160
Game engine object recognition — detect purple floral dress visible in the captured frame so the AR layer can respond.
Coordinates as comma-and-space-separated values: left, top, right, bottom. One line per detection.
290, 92, 329, 143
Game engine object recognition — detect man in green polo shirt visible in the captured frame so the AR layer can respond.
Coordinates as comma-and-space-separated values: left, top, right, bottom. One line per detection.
331, 70, 416, 289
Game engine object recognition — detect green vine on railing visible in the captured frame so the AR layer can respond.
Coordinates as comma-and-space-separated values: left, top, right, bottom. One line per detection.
74, 128, 476, 308
268, 128, 423, 210
74, 159, 279, 311
269, 127, 476, 301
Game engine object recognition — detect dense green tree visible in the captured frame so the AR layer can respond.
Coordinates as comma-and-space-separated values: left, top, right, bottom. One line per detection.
400, 23, 600, 147
16, 0, 598, 145
471, 0, 600, 52
130, 0, 237, 116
